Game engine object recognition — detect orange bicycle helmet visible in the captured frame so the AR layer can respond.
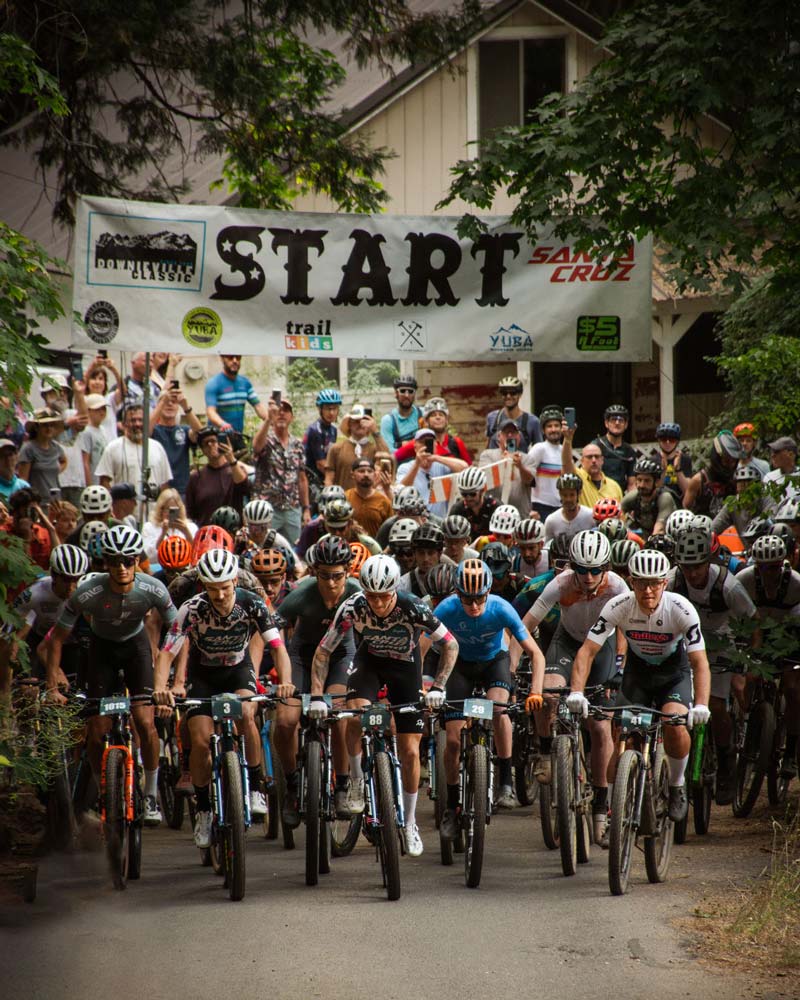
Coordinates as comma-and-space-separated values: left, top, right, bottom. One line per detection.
592, 497, 621, 522
191, 524, 234, 565
158, 534, 192, 570
348, 541, 370, 577
733, 421, 756, 438
250, 547, 287, 577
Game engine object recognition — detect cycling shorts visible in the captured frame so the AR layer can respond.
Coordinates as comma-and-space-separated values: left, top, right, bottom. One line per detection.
444, 650, 512, 722
26, 633, 84, 686
545, 622, 616, 687
290, 648, 351, 694
87, 630, 153, 699
616, 646, 693, 711
348, 646, 423, 735
187, 653, 257, 720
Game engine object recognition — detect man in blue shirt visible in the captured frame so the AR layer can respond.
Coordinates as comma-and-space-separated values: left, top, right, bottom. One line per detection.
435, 559, 545, 826
205, 355, 269, 435
304, 388, 341, 476
151, 384, 203, 499
380, 375, 422, 452
0, 439, 29, 502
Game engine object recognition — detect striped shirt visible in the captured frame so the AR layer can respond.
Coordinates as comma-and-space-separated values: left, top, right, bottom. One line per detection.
204, 373, 260, 433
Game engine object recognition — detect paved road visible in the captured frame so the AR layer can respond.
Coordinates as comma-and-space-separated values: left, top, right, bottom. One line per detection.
0, 797, 760, 1000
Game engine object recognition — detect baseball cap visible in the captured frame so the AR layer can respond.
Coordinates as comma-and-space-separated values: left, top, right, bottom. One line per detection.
85, 394, 108, 410
499, 417, 519, 431
110, 482, 137, 501
0, 438, 17, 451
768, 436, 798, 452
351, 457, 374, 471
415, 428, 435, 440
278, 398, 293, 412
41, 373, 69, 390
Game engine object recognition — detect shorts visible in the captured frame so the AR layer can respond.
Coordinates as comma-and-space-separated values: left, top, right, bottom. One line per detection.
86, 630, 154, 699
27, 634, 84, 685
187, 654, 258, 720
545, 622, 616, 688
289, 648, 351, 694
445, 650, 513, 722
348, 645, 423, 735
709, 658, 733, 700
616, 648, 693, 711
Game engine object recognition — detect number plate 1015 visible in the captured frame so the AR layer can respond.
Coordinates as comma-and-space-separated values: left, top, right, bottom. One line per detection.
100, 696, 130, 716
211, 694, 243, 721
463, 698, 493, 720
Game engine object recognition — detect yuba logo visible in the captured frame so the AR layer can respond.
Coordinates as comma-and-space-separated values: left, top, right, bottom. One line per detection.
182, 307, 222, 349
528, 244, 636, 283
489, 324, 533, 352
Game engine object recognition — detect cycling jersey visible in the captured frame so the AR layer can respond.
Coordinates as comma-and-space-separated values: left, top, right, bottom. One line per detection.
588, 591, 705, 664
621, 488, 675, 535
58, 573, 176, 641
527, 570, 628, 644
435, 593, 530, 662
319, 590, 450, 663
736, 565, 800, 621
168, 565, 266, 608
667, 565, 756, 661
513, 570, 560, 627
161, 588, 281, 668
277, 576, 360, 660
14, 577, 68, 638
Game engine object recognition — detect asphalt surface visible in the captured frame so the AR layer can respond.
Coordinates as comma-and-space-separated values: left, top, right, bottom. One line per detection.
1, 791, 771, 1000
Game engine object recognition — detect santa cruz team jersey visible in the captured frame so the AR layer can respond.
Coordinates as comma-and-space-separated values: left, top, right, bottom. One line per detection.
161, 588, 281, 668
435, 594, 529, 662
528, 570, 629, 643
58, 573, 176, 642
319, 590, 451, 663
587, 591, 705, 665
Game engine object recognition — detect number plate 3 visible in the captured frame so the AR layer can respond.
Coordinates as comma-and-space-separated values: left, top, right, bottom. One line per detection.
211, 694, 243, 721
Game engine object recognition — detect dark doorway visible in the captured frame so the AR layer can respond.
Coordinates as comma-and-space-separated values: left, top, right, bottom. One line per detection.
533, 362, 631, 448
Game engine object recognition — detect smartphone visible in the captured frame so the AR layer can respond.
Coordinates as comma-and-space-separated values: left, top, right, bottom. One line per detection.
424, 437, 435, 454
381, 459, 392, 473
218, 431, 228, 446
271, 388, 282, 403
168, 506, 179, 525
170, 379, 179, 390
564, 406, 576, 429
506, 438, 517, 453
98, 349, 108, 359
50, 487, 62, 500
69, 357, 84, 383
364, 407, 373, 417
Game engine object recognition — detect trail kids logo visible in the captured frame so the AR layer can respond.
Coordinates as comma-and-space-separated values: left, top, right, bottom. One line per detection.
528, 244, 637, 283
489, 324, 533, 352
284, 319, 333, 352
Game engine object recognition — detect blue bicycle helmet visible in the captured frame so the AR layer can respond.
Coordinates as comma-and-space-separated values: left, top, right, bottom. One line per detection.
316, 388, 342, 406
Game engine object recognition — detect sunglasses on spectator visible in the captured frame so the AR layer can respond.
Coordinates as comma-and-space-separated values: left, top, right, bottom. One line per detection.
317, 571, 346, 582
571, 563, 607, 576
106, 555, 137, 568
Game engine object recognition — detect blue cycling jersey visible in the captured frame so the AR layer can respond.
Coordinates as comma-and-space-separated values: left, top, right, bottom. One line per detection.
435, 593, 529, 662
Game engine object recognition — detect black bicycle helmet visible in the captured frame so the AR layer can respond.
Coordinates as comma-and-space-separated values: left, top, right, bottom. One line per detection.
655, 422, 681, 440
427, 563, 458, 598
644, 533, 675, 560
634, 457, 661, 477
210, 506, 241, 534
539, 406, 564, 426
481, 541, 511, 578
315, 536, 354, 566
412, 522, 444, 550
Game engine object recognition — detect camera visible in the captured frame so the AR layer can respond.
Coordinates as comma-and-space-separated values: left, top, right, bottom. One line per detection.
142, 483, 159, 502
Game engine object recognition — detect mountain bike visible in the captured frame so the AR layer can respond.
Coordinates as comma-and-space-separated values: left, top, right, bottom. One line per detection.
352, 701, 419, 901
673, 720, 716, 843
181, 691, 273, 901
256, 695, 281, 841
155, 709, 187, 830
511, 656, 540, 807
605, 704, 687, 896
80, 692, 150, 890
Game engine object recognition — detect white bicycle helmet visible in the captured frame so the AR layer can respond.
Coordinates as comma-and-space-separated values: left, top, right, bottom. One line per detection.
360, 554, 401, 593
318, 484, 346, 513
774, 497, 800, 524
689, 514, 713, 535
628, 549, 671, 580
515, 518, 545, 543
665, 509, 695, 538
673, 527, 711, 565
50, 544, 89, 578
243, 499, 274, 525
197, 547, 240, 583
489, 504, 521, 535
457, 467, 486, 494
388, 518, 419, 546
734, 464, 762, 482
569, 530, 610, 569
392, 486, 421, 512
422, 396, 448, 419
79, 484, 112, 515
101, 524, 143, 557
79, 519, 108, 551
442, 515, 472, 540
751, 535, 787, 564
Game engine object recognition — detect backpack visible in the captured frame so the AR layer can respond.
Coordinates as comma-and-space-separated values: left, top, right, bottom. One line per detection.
391, 405, 423, 445
672, 566, 730, 614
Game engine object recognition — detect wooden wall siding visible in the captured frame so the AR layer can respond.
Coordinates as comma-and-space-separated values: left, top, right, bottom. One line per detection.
575, 33, 603, 79
509, 3, 563, 27
675, 393, 727, 440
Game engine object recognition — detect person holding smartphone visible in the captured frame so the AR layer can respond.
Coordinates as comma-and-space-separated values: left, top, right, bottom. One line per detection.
561, 415, 623, 508
477, 417, 537, 517
395, 427, 468, 518
151, 379, 202, 499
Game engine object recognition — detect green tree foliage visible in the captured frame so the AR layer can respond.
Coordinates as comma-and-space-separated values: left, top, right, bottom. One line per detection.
441, 0, 800, 295
4, 1, 482, 226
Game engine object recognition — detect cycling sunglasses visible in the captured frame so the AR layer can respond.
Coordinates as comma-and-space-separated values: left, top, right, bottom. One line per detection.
317, 570, 347, 582
396, 388, 416, 395
571, 563, 607, 576
106, 555, 137, 568
458, 593, 488, 605
459, 490, 481, 499
391, 547, 414, 558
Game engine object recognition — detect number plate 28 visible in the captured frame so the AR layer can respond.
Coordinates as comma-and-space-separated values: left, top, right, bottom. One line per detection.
463, 698, 493, 720
211, 694, 243, 721
363, 705, 391, 730
99, 696, 130, 716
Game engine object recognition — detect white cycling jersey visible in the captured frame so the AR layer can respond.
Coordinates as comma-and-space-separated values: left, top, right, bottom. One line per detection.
13, 577, 65, 637
588, 591, 705, 665
526, 570, 628, 644
667, 564, 756, 663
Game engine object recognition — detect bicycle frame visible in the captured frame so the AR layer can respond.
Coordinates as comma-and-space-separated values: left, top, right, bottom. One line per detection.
458, 702, 495, 823
360, 705, 406, 837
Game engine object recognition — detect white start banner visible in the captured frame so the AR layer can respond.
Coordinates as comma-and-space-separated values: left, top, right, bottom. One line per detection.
70, 196, 653, 361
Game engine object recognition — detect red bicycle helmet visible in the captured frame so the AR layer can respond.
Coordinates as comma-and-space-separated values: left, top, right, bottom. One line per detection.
592, 497, 622, 522
191, 524, 234, 565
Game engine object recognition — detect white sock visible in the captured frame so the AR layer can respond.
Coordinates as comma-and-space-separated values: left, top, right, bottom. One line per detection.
349, 754, 363, 783
144, 768, 159, 798
403, 790, 418, 827
667, 754, 688, 787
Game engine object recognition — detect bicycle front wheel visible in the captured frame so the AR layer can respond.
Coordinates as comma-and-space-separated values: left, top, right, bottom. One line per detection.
513, 723, 538, 806
644, 744, 674, 884
767, 698, 788, 806
608, 750, 638, 896
375, 751, 401, 901
47, 760, 76, 851
554, 735, 577, 877
464, 744, 489, 889
693, 732, 715, 835
305, 740, 322, 886
221, 751, 246, 901
539, 752, 559, 850
733, 700, 774, 818
103, 748, 129, 890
